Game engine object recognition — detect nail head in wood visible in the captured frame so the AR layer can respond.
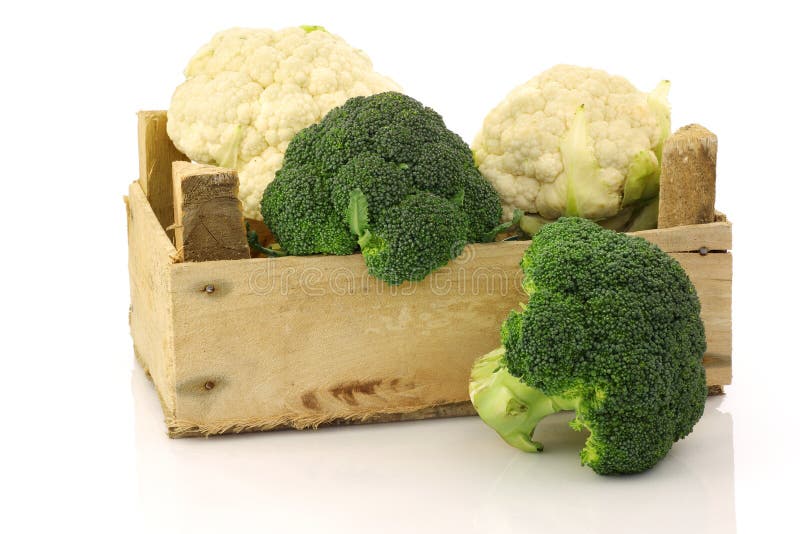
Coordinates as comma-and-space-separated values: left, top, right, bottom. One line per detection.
699, 246, 709, 256
204, 284, 215, 294
204, 381, 215, 390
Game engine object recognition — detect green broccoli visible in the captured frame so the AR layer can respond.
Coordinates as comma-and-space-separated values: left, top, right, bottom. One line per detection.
261, 92, 504, 284
469, 218, 707, 475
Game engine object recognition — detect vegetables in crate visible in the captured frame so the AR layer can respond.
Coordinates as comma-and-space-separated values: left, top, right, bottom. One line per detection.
166, 26, 400, 220
472, 65, 671, 232
469, 218, 707, 475
261, 91, 505, 285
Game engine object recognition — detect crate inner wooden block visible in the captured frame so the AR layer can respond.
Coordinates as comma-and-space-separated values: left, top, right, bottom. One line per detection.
128, 111, 732, 437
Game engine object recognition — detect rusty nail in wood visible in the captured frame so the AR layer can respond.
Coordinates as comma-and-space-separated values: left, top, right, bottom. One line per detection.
204, 381, 215, 390
204, 284, 215, 294
699, 247, 709, 256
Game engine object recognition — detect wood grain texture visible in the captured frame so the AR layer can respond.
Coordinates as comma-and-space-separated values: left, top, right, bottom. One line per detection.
127, 182, 178, 420
670, 252, 733, 386
169, 401, 478, 438
165, 242, 529, 435
630, 221, 731, 252
659, 124, 718, 228
171, 162, 250, 262
159, 239, 730, 437
137, 110, 189, 234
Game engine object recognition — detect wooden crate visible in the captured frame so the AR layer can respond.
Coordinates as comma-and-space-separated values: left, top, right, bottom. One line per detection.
128, 111, 732, 437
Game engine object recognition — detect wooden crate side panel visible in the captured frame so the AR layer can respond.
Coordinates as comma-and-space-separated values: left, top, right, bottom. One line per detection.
167, 242, 530, 435
629, 221, 731, 252
165, 241, 729, 436
671, 252, 733, 386
127, 182, 178, 418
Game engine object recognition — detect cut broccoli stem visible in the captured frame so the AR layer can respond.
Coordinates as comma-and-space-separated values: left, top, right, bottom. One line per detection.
469, 347, 581, 452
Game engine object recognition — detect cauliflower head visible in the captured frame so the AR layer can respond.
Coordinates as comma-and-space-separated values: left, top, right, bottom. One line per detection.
472, 65, 670, 231
167, 26, 400, 219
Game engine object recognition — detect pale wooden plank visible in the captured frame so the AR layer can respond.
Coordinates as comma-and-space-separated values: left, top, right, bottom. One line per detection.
171, 162, 250, 262
165, 243, 529, 435
630, 221, 731, 252
138, 110, 189, 233
670, 252, 733, 376
163, 242, 730, 436
127, 182, 177, 421
169, 401, 478, 438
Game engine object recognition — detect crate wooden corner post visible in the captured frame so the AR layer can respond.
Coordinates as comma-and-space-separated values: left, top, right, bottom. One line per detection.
127, 186, 178, 431
129, 111, 186, 434
655, 124, 732, 389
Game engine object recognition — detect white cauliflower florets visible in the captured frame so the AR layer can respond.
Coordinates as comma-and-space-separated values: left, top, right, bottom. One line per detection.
472, 65, 670, 227
167, 27, 400, 219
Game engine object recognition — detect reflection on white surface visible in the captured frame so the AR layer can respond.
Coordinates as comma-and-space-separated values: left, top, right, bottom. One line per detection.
133, 364, 735, 533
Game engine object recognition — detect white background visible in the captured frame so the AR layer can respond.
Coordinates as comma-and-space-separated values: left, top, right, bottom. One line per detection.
2, 1, 798, 532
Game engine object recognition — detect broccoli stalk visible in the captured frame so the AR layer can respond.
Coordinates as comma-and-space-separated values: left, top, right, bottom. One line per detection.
470, 347, 580, 452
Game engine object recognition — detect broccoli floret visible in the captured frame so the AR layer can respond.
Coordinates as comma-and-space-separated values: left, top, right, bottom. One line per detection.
469, 218, 707, 475
362, 192, 470, 284
329, 153, 413, 223
261, 92, 503, 284
262, 164, 356, 255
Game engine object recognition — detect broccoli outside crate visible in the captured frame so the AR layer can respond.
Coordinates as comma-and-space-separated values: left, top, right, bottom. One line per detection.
127, 111, 732, 438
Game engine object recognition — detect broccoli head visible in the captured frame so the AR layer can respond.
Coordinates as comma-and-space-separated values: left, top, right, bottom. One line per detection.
469, 218, 707, 475
261, 92, 504, 284
361, 192, 470, 284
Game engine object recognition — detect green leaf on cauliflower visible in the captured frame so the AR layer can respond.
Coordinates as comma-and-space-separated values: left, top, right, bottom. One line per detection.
561, 105, 604, 219
648, 80, 672, 161
621, 150, 660, 207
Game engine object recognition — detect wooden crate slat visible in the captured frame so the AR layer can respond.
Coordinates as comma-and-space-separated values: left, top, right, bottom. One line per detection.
158, 243, 730, 436
630, 221, 731, 252
137, 110, 189, 234
165, 243, 527, 435
127, 182, 178, 419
